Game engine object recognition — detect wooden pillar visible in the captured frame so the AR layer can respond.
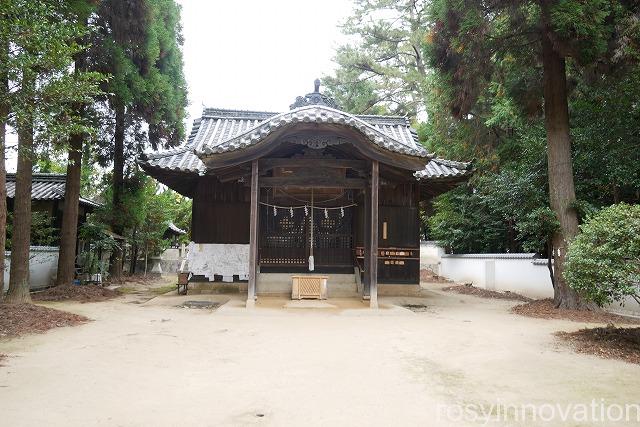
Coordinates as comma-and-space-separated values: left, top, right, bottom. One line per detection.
247, 159, 259, 307
369, 160, 379, 308
363, 185, 371, 299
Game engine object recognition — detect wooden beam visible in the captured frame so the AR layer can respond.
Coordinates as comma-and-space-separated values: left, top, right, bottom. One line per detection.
259, 158, 366, 172
363, 185, 371, 299
369, 160, 379, 309
259, 176, 366, 189
247, 160, 258, 307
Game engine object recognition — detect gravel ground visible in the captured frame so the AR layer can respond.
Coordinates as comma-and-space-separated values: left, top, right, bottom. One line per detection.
1, 284, 639, 426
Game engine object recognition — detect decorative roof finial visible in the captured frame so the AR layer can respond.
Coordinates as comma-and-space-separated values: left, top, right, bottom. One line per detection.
290, 78, 341, 110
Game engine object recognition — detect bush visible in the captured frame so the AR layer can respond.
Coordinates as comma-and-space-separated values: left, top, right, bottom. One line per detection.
564, 203, 640, 307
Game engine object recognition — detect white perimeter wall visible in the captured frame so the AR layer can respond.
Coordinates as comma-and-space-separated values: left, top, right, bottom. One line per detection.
420, 241, 640, 316
3, 246, 59, 291
438, 253, 554, 299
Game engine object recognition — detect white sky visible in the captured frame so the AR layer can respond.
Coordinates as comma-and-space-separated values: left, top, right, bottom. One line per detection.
5, 0, 352, 172
177, 0, 351, 122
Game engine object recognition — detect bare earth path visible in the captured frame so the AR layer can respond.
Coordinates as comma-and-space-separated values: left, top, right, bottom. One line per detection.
1, 284, 639, 426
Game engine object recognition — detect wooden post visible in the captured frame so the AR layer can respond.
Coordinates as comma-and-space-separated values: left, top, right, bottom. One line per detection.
369, 160, 379, 308
363, 185, 371, 299
247, 159, 259, 307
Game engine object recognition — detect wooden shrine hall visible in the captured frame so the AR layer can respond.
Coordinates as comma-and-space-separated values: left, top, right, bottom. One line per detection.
140, 80, 472, 307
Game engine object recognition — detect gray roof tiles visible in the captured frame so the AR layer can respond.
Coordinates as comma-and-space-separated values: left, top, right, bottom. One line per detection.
141, 107, 472, 182
192, 105, 428, 157
5, 173, 101, 208
414, 158, 473, 180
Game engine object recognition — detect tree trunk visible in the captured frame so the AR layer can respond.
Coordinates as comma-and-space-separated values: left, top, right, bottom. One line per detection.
540, 17, 589, 309
55, 132, 82, 286
109, 100, 125, 282
56, 46, 88, 287
129, 226, 138, 275
6, 95, 34, 304
546, 239, 555, 290
0, 38, 8, 300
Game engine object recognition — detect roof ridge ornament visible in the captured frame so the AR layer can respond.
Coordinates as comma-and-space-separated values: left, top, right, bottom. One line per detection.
290, 78, 341, 110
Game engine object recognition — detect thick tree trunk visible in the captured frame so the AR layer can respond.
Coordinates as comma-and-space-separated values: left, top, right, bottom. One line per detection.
109, 100, 125, 282
540, 21, 589, 309
0, 39, 8, 300
55, 132, 82, 287
56, 47, 88, 287
6, 104, 34, 304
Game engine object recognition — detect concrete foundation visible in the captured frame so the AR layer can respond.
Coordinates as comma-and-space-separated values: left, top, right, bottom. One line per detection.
185, 273, 420, 298
378, 284, 421, 296
186, 281, 247, 294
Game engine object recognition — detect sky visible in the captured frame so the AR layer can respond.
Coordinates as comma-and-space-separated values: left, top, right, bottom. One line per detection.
177, 0, 352, 122
5, 0, 353, 172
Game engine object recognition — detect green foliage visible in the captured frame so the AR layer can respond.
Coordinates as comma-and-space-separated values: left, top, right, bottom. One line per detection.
93, 0, 187, 154
6, 211, 58, 248
77, 220, 120, 277
517, 207, 559, 254
570, 68, 640, 206
0, 0, 104, 147
428, 162, 554, 254
323, 0, 430, 117
550, 0, 619, 63
428, 185, 507, 253
91, 170, 190, 260
420, 0, 640, 256
564, 204, 640, 307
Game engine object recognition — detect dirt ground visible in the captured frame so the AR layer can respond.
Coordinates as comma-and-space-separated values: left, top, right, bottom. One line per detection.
1, 280, 639, 426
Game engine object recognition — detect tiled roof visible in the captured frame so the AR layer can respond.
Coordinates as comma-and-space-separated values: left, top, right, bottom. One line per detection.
141, 109, 472, 185
415, 158, 473, 180
167, 221, 186, 235
141, 144, 205, 174
6, 173, 101, 208
140, 106, 428, 173
193, 105, 427, 157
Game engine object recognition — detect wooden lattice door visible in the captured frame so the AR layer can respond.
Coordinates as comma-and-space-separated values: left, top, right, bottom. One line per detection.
259, 205, 353, 269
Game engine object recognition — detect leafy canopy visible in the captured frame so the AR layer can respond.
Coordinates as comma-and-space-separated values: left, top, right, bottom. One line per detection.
0, 0, 104, 146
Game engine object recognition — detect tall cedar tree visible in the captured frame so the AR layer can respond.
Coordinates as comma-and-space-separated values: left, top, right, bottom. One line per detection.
94, 0, 186, 281
0, 35, 7, 299
56, 0, 99, 287
1, 0, 102, 303
428, 0, 639, 309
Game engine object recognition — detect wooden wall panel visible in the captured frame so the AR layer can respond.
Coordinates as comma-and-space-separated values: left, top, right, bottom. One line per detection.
378, 206, 419, 248
192, 202, 250, 244
380, 182, 418, 207
191, 176, 251, 243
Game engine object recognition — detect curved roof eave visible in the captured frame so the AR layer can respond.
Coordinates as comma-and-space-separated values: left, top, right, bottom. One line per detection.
194, 105, 429, 161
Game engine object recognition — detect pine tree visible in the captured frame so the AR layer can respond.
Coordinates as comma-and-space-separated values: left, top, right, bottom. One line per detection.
323, 0, 430, 118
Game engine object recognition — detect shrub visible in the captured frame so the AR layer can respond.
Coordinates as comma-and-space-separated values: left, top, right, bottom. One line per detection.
564, 203, 640, 307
